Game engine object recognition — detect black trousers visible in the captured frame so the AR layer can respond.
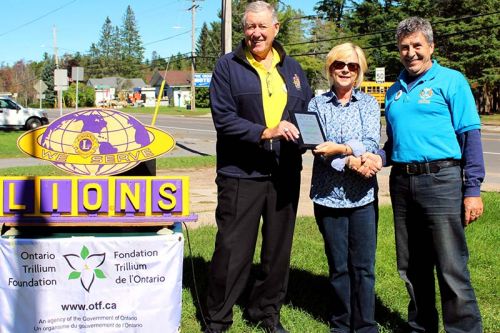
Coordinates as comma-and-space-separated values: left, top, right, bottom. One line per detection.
205, 172, 300, 331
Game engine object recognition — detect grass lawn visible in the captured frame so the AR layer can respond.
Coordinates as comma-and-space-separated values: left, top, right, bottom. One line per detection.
181, 192, 499, 332
0, 131, 28, 158
480, 113, 500, 125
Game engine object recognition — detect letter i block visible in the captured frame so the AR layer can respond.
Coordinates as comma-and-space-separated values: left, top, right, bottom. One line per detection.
39, 179, 72, 215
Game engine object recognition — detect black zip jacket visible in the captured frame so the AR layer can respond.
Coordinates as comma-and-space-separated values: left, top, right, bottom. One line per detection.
209, 40, 312, 178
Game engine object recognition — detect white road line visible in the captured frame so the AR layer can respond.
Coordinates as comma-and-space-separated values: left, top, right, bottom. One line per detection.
484, 152, 500, 155
156, 125, 216, 133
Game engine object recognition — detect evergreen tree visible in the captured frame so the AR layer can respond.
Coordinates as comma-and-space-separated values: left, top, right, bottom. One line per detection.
314, 0, 348, 25
343, 0, 401, 81
170, 52, 190, 70
195, 22, 213, 72
120, 5, 144, 77
111, 25, 123, 75
97, 17, 114, 76
83, 43, 101, 78
41, 60, 56, 107
150, 51, 168, 70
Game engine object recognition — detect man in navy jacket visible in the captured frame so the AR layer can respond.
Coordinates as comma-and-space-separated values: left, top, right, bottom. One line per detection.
204, 2, 312, 333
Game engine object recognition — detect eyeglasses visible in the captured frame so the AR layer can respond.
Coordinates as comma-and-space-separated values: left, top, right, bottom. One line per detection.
331, 61, 360, 72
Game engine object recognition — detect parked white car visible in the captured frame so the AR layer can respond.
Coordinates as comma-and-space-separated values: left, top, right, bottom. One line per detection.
0, 97, 49, 130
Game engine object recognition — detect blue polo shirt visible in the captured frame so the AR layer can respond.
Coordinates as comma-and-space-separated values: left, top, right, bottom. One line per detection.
385, 60, 480, 163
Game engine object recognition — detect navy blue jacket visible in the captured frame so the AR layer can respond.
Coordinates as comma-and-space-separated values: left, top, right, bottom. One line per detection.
210, 40, 312, 178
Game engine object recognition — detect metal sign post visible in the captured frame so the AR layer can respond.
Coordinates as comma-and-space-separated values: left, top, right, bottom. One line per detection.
71, 67, 84, 112
54, 69, 69, 116
33, 80, 48, 109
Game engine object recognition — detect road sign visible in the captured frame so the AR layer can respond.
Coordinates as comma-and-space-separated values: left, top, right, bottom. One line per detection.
54, 69, 68, 87
34, 80, 48, 93
375, 67, 385, 83
194, 73, 212, 87
72, 66, 84, 81
36, 94, 46, 99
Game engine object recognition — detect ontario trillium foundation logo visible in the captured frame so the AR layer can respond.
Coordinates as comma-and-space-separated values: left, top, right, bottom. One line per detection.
17, 108, 176, 176
63, 245, 106, 292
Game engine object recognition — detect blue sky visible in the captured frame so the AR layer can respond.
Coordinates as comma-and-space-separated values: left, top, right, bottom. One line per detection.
1, 0, 316, 66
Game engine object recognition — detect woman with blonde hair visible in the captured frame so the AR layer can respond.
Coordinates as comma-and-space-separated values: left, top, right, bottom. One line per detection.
308, 42, 380, 333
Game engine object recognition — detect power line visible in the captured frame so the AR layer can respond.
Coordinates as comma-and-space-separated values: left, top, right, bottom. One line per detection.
286, 10, 500, 47
144, 30, 192, 46
289, 23, 499, 58
0, 0, 78, 38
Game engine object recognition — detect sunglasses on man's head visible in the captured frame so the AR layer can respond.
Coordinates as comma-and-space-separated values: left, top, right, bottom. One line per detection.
331, 61, 360, 72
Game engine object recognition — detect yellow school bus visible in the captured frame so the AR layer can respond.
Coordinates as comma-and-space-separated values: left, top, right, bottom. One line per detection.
360, 81, 394, 110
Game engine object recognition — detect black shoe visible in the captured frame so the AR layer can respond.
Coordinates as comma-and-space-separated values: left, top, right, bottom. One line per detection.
263, 322, 289, 333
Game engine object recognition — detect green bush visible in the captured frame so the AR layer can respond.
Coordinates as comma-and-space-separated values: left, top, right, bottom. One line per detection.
195, 87, 210, 108
63, 83, 95, 107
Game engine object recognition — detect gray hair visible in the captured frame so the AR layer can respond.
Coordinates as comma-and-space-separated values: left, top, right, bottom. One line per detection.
396, 17, 434, 44
242, 1, 278, 27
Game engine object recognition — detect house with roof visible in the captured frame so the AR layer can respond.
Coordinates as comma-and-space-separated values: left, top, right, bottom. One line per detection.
149, 70, 192, 107
87, 77, 147, 106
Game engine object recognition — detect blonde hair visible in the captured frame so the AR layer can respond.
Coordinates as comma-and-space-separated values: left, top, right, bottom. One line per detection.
324, 42, 368, 88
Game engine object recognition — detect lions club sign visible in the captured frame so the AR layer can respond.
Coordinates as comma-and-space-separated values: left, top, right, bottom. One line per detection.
17, 108, 175, 176
2, 108, 196, 226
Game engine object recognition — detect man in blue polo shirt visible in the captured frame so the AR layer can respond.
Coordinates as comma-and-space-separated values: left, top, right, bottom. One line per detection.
362, 17, 484, 332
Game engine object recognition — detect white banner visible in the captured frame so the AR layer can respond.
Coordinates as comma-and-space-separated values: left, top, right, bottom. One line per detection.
0, 233, 184, 333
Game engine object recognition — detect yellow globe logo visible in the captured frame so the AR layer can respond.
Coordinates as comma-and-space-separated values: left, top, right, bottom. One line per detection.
17, 108, 175, 176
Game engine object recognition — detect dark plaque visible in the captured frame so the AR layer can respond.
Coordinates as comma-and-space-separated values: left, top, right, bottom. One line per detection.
290, 112, 326, 149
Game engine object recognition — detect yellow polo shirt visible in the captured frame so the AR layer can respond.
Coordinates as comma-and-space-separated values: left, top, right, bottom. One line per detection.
246, 48, 287, 128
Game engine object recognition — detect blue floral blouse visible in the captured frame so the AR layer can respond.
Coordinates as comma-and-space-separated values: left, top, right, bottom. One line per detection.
308, 89, 381, 208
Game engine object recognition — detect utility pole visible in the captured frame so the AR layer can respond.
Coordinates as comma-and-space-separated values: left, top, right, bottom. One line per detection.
53, 25, 62, 111
53, 25, 59, 68
222, 0, 232, 54
188, 0, 199, 112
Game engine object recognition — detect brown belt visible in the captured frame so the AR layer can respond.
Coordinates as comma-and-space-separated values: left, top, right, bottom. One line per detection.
392, 159, 460, 175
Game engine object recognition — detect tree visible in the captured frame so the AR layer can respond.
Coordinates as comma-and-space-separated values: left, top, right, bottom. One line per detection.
63, 82, 95, 107
0, 65, 14, 94
150, 51, 168, 70
170, 52, 191, 70
110, 25, 123, 74
96, 17, 114, 77
120, 5, 144, 77
314, 0, 348, 25
195, 87, 210, 108
195, 22, 214, 72
41, 60, 56, 107
343, 0, 401, 81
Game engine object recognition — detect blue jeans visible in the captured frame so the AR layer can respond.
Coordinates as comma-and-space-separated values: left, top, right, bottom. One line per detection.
390, 165, 482, 333
314, 202, 378, 333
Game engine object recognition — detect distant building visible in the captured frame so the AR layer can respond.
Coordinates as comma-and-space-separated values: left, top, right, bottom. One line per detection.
87, 77, 147, 106
149, 70, 191, 107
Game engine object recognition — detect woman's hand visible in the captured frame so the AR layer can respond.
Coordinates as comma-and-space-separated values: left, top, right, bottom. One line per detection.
313, 142, 348, 157
346, 156, 362, 170
354, 153, 382, 178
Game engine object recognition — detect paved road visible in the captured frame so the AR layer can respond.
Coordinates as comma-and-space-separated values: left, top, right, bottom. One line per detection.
1, 113, 499, 191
